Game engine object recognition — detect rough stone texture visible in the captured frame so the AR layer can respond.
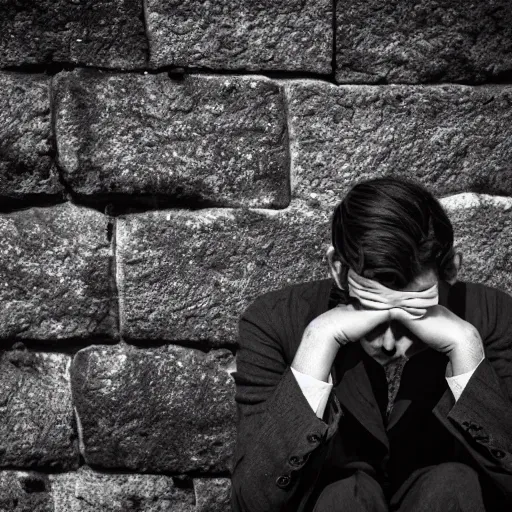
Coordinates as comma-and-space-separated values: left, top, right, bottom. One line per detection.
0, 350, 78, 470
285, 82, 512, 209
0, 471, 53, 512
0, 72, 61, 201
195, 478, 231, 512
0, 0, 147, 69
50, 467, 195, 512
441, 193, 512, 295
117, 203, 330, 345
0, 203, 118, 341
71, 344, 236, 473
335, 0, 512, 84
55, 70, 289, 208
146, 0, 332, 73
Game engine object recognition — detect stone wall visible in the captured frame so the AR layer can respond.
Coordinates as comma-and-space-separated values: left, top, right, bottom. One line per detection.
1, 1, 512, 510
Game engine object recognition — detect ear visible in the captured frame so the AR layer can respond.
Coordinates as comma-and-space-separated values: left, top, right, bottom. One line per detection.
327, 245, 345, 290
446, 251, 462, 285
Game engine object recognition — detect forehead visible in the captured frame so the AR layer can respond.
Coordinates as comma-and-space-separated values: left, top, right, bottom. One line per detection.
402, 269, 438, 292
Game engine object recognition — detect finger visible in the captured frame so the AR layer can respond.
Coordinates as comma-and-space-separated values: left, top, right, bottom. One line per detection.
347, 273, 383, 292
399, 297, 439, 308
401, 306, 428, 318
347, 275, 374, 293
349, 281, 437, 308
350, 278, 438, 299
350, 287, 433, 311
357, 297, 393, 310
349, 287, 389, 305
388, 285, 439, 300
390, 306, 427, 321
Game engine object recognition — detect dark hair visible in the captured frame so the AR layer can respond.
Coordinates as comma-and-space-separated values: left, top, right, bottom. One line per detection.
331, 177, 456, 289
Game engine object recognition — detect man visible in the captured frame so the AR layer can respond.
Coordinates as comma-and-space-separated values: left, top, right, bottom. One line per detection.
230, 177, 512, 512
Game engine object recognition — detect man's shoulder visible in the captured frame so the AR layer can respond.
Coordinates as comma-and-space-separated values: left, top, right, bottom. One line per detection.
464, 280, 512, 304
239, 278, 333, 356
461, 280, 512, 339
243, 278, 333, 319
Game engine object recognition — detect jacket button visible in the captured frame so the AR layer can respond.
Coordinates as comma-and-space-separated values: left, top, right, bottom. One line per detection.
276, 475, 291, 488
307, 433, 321, 443
491, 449, 506, 459
289, 456, 302, 466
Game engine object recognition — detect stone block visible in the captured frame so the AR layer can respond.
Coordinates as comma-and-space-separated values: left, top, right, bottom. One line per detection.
285, 82, 512, 209
335, 0, 512, 83
146, 0, 332, 73
441, 193, 512, 295
195, 478, 231, 512
50, 467, 195, 512
0, 350, 78, 470
71, 344, 236, 473
117, 203, 330, 345
0, 203, 117, 341
0, 0, 146, 69
0, 72, 61, 202
0, 471, 52, 512
55, 70, 289, 208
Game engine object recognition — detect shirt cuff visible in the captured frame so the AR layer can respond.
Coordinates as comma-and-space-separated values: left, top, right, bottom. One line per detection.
445, 355, 485, 402
290, 366, 333, 419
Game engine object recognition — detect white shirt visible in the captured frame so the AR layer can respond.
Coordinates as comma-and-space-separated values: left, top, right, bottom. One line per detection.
291, 356, 485, 419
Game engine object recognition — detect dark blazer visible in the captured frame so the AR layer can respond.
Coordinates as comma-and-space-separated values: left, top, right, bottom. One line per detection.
230, 279, 512, 512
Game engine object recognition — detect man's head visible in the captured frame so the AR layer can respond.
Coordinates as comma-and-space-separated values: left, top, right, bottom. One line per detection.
327, 177, 461, 364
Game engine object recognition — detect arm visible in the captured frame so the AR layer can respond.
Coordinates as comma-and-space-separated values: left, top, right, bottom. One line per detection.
230, 297, 343, 512
231, 295, 392, 512
433, 287, 512, 505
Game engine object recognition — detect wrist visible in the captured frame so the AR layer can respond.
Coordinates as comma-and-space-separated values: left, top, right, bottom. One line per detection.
292, 324, 340, 382
447, 330, 484, 377
303, 319, 344, 350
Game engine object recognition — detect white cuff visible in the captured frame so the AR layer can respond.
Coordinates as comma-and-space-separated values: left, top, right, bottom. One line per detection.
290, 367, 333, 419
446, 356, 485, 402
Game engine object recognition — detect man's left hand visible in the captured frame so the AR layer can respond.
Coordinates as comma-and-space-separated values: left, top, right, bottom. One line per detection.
390, 305, 484, 376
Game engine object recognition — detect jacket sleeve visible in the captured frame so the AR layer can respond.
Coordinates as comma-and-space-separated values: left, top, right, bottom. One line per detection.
433, 286, 512, 505
230, 296, 343, 512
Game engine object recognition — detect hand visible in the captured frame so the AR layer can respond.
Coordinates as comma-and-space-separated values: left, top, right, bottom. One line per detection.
389, 305, 484, 375
305, 301, 391, 348
292, 301, 391, 382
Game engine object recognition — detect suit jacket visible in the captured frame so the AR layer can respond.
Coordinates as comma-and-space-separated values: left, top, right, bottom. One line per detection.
230, 278, 512, 512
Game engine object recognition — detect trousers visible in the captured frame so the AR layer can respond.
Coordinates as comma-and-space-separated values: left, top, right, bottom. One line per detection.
312, 463, 487, 512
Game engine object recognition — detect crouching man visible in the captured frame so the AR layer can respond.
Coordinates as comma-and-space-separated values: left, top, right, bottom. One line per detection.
231, 177, 512, 512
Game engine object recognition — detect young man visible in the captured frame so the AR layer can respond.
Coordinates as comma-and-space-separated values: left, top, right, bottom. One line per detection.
230, 178, 512, 512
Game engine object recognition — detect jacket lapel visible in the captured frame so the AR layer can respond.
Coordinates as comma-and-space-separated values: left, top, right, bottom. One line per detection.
386, 398, 411, 431
333, 343, 390, 451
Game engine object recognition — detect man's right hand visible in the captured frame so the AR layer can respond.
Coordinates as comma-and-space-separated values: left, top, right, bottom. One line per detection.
304, 301, 390, 348
292, 302, 390, 382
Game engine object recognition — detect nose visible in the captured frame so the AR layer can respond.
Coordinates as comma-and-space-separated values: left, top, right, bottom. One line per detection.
381, 324, 397, 355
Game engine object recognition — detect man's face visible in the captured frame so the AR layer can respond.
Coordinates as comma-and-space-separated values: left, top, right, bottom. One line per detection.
357, 269, 439, 366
